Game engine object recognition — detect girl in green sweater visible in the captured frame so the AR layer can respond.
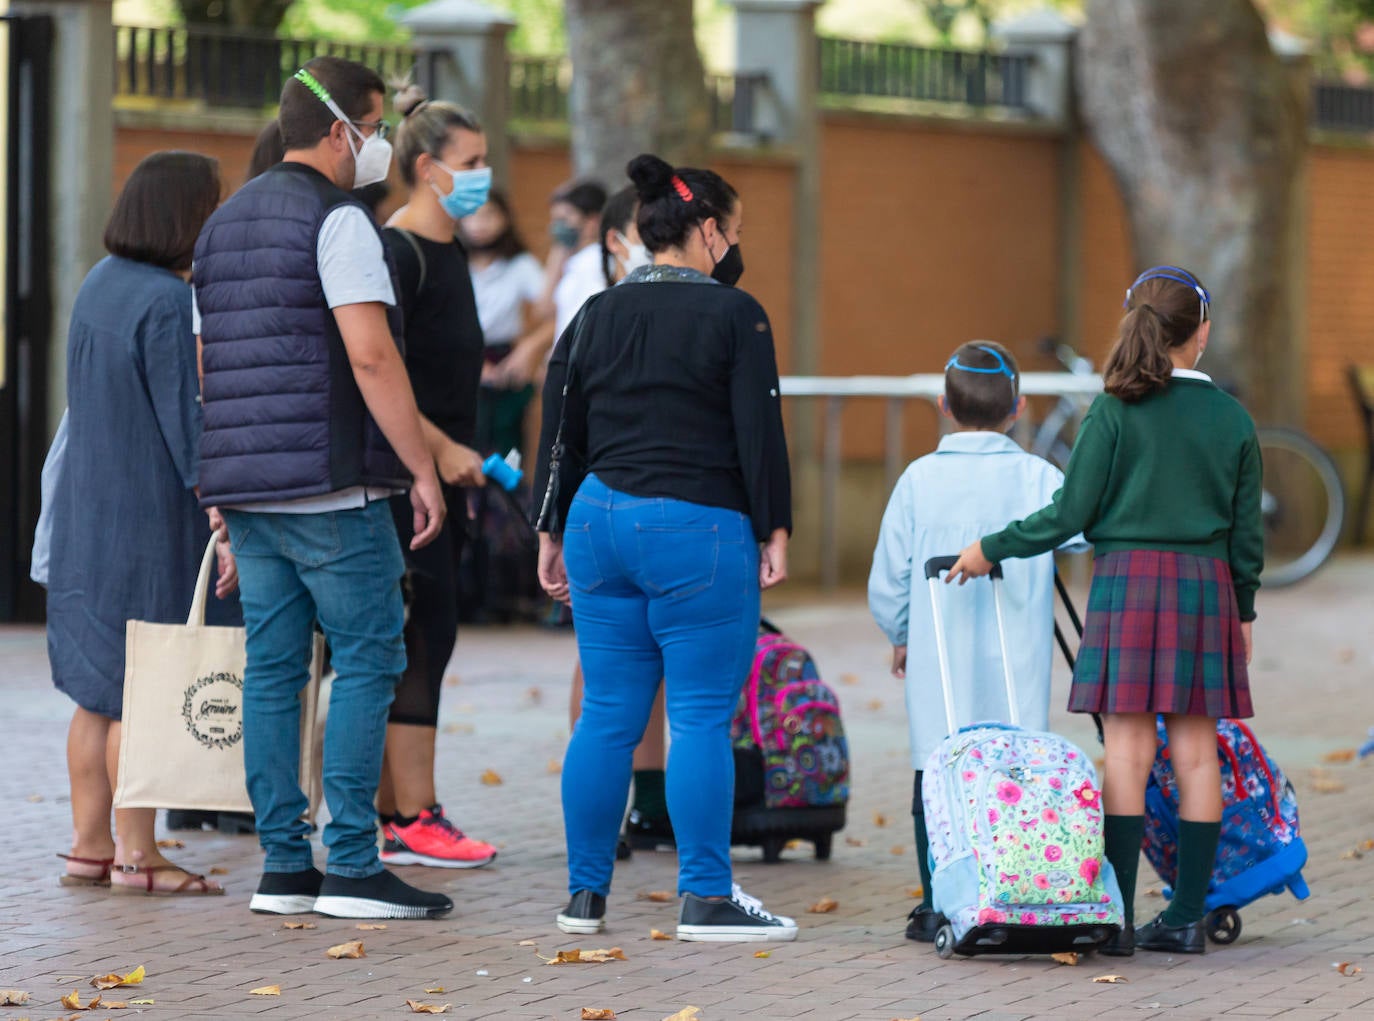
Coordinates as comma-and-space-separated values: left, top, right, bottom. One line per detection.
947, 267, 1262, 957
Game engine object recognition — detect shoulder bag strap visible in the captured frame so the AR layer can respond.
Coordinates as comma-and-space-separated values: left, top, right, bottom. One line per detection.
535, 302, 595, 533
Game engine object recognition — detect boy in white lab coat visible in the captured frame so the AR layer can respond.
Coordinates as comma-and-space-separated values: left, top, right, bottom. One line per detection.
868, 341, 1086, 944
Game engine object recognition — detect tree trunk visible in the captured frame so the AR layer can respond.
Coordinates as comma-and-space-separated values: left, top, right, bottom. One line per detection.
564, 0, 711, 191
1077, 0, 1309, 425
178, 0, 293, 32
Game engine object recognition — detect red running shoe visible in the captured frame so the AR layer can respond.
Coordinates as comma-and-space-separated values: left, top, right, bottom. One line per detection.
381, 805, 498, 869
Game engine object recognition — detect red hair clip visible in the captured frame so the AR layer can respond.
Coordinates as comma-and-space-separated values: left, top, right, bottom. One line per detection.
671, 175, 694, 202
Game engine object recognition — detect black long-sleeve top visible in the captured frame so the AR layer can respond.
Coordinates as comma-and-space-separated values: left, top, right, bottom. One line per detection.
533, 267, 792, 542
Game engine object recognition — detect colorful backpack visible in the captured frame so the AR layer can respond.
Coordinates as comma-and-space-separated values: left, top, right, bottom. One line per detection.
1144, 718, 1309, 914
731, 624, 849, 810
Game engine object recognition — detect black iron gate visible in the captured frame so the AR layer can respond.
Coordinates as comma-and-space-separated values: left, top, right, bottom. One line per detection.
0, 14, 52, 622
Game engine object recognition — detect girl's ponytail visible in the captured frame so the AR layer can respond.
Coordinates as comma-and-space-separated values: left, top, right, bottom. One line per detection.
1103, 268, 1209, 402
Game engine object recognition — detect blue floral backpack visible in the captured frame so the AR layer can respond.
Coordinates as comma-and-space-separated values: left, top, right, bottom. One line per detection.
730, 621, 848, 862
1144, 718, 1310, 944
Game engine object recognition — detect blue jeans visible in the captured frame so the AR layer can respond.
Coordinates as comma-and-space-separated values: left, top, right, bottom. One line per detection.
223, 503, 406, 878
561, 474, 760, 898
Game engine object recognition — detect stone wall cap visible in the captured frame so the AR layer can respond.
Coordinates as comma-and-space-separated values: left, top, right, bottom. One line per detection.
401, 0, 516, 33
991, 8, 1079, 44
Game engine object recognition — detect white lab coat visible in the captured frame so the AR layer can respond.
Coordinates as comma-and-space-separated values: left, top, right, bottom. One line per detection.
868, 431, 1086, 769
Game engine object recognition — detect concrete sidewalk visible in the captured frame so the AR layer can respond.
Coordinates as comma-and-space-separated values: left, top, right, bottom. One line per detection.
3, 559, 1374, 1020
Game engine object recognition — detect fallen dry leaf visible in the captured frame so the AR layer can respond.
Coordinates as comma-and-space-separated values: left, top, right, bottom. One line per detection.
754, 950, 771, 958
1091, 974, 1129, 983
424, 986, 446, 994
873, 811, 888, 827
547, 759, 562, 775
581, 1010, 616, 1020
891, 1016, 922, 1021
808, 897, 839, 914
129, 998, 155, 1005
1341, 848, 1364, 861
540, 947, 627, 965
406, 999, 453, 1014
62, 990, 91, 1010
356, 923, 388, 931
526, 686, 543, 704
480, 768, 503, 786
441, 722, 474, 735
1051, 952, 1079, 966
1338, 647, 1357, 664
1144, 888, 1162, 898
517, 939, 538, 946
907, 887, 924, 899
866, 699, 884, 711
104, 999, 131, 1008
444, 673, 461, 686
662, 1009, 701, 1021
1363, 840, 1374, 852
845, 836, 866, 847
650, 929, 673, 941
0, 990, 29, 1005
638, 890, 674, 903
1313, 776, 1347, 794
840, 672, 859, 686
249, 985, 281, 996
1336, 962, 1363, 976
784, 839, 803, 851
890, 845, 906, 856
325, 940, 366, 960
91, 966, 145, 990
209, 866, 229, 876
155, 838, 185, 849
283, 921, 317, 930
1324, 748, 1357, 763
27, 793, 44, 802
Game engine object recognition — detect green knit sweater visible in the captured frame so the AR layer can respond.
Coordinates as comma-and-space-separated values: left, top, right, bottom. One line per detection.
982, 377, 1263, 621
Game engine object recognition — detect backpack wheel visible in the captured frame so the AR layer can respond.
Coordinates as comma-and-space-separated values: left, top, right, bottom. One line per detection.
934, 924, 957, 960
813, 833, 833, 861
1207, 906, 1241, 945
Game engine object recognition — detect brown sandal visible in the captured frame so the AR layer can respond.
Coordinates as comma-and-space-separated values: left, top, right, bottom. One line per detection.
57, 853, 115, 888
109, 863, 224, 897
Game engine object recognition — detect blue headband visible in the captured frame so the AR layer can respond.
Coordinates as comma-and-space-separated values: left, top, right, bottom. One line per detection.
1124, 265, 1210, 322
946, 344, 1019, 415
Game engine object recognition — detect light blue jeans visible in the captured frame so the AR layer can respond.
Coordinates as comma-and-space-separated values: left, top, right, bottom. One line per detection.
223, 503, 406, 878
561, 474, 760, 898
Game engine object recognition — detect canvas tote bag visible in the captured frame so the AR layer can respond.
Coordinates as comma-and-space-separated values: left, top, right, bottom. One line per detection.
114, 534, 323, 814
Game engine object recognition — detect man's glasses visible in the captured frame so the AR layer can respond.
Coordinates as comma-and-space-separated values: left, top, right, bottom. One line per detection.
353, 119, 392, 140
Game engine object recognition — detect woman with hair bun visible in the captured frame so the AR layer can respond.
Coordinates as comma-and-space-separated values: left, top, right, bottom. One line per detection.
370, 80, 499, 871
534, 153, 795, 942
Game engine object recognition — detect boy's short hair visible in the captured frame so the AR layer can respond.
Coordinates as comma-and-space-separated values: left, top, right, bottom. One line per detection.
944, 341, 1020, 429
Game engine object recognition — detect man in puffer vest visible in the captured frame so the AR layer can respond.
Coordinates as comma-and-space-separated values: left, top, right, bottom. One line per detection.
194, 56, 451, 920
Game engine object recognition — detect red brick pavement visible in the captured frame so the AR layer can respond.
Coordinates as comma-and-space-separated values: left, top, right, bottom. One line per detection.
4, 559, 1374, 1020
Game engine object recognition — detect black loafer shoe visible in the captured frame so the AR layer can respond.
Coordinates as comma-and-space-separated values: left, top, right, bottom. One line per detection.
1135, 912, 1206, 954
904, 905, 947, 943
615, 838, 633, 861
1098, 925, 1135, 957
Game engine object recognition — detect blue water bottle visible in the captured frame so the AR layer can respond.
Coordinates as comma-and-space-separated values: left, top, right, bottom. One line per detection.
482, 451, 523, 493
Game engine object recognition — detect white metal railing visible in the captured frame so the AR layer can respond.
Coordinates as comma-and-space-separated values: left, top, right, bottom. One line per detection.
777, 372, 1104, 587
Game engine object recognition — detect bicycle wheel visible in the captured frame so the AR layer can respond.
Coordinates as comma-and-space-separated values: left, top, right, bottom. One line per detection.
1256, 428, 1345, 587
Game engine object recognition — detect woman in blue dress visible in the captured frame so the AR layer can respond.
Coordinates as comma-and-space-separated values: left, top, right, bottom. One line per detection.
46, 151, 235, 895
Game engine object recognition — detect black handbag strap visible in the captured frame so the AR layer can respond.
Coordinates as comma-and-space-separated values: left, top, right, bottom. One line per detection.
535, 302, 595, 533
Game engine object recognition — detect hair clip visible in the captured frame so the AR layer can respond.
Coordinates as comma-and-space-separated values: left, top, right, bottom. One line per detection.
671, 175, 694, 202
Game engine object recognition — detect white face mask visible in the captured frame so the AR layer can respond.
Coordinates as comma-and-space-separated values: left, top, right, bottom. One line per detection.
346, 123, 393, 190
615, 232, 653, 275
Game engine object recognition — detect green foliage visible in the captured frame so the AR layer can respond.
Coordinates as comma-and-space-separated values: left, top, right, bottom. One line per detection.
1259, 0, 1374, 77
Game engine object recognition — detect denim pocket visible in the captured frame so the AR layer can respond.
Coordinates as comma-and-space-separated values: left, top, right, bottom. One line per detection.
278, 512, 343, 568
635, 524, 719, 600
562, 521, 606, 593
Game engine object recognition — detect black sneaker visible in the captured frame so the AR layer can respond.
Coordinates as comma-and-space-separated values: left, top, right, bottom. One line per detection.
677, 884, 798, 942
556, 889, 607, 935
250, 866, 323, 915
904, 905, 947, 943
313, 869, 454, 920
624, 809, 676, 851
166, 809, 217, 832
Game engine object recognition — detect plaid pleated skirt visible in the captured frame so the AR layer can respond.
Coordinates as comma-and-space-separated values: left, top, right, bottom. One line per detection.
1068, 550, 1253, 718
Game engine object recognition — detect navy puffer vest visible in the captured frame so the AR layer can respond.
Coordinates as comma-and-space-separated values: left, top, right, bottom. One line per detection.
194, 162, 408, 507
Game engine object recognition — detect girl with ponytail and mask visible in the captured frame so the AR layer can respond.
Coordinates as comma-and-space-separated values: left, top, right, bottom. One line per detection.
534, 154, 793, 942
371, 83, 499, 871
947, 267, 1263, 957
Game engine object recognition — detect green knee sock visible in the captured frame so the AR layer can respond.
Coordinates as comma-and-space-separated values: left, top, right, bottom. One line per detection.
631, 769, 667, 819
914, 813, 934, 910
1103, 814, 1145, 929
1162, 819, 1221, 927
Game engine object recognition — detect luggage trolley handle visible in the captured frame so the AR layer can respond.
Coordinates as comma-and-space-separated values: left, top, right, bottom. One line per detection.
923, 556, 1019, 735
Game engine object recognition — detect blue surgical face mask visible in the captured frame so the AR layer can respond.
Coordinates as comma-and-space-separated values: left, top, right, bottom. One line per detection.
431, 162, 492, 221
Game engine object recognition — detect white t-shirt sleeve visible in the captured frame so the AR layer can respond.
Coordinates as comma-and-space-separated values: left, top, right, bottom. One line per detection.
316, 205, 396, 309
190, 287, 201, 335
515, 252, 545, 304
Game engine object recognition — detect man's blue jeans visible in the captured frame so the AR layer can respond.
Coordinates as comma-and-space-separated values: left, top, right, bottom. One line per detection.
561, 474, 760, 898
223, 503, 405, 878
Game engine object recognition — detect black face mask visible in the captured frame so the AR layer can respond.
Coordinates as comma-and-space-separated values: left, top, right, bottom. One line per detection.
712, 242, 744, 287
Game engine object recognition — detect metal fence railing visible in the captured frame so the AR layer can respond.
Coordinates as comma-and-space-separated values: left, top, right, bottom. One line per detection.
508, 54, 569, 124
817, 36, 1033, 111
114, 23, 420, 109
1313, 81, 1374, 134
